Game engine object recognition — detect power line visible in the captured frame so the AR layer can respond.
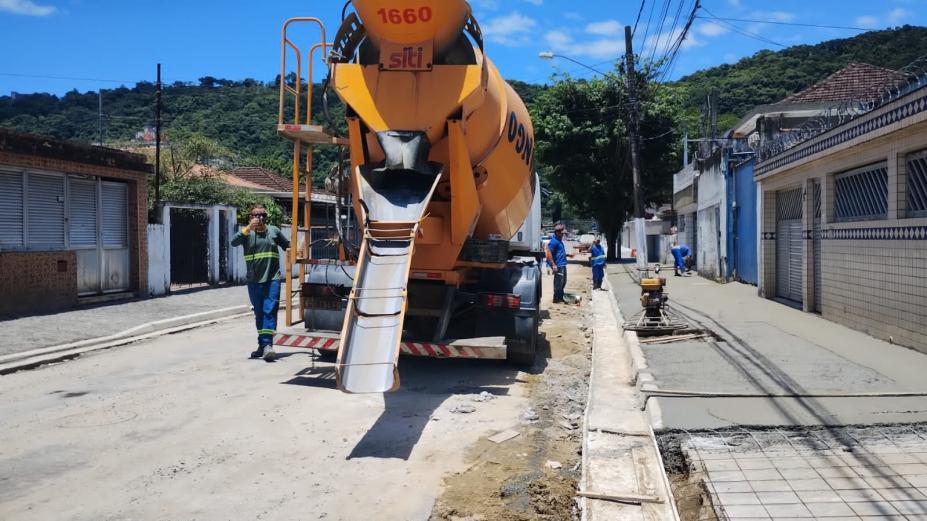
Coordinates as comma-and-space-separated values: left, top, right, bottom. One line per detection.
699, 6, 785, 47
0, 72, 139, 84
695, 15, 871, 32
632, 0, 647, 37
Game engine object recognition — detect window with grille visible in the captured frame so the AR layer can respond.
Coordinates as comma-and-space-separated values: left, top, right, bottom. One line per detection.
907, 150, 927, 218
834, 163, 888, 222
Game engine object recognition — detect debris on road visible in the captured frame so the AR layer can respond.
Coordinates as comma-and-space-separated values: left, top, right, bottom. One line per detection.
521, 408, 540, 422
488, 430, 520, 444
450, 404, 477, 414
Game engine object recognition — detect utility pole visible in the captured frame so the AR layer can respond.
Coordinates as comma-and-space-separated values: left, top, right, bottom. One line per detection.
98, 89, 104, 147
155, 63, 162, 205
625, 25, 647, 268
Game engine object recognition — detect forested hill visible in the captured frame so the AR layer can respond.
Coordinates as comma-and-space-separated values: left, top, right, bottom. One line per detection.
675, 25, 927, 120
0, 78, 546, 177
1, 25, 926, 172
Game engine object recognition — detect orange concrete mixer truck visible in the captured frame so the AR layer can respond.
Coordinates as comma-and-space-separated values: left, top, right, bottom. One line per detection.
272, 0, 542, 393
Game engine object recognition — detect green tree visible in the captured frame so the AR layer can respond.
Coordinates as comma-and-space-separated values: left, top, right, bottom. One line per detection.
531, 65, 680, 260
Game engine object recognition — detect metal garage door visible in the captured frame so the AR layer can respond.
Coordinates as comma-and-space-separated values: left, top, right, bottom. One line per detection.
101, 181, 130, 292
70, 178, 130, 295
68, 177, 101, 295
776, 188, 803, 304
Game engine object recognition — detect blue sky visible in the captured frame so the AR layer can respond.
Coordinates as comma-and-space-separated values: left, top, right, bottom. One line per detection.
0, 0, 924, 95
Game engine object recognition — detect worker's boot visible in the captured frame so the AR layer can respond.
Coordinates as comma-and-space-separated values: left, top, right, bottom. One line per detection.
262, 344, 277, 362
250, 346, 264, 359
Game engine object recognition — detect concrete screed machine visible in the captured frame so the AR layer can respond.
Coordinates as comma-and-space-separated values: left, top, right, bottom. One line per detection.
273, 0, 544, 393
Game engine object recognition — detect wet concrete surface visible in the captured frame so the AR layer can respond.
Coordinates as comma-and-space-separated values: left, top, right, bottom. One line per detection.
606, 264, 927, 429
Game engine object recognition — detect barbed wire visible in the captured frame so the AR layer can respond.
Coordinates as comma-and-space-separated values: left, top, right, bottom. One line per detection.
757, 54, 927, 162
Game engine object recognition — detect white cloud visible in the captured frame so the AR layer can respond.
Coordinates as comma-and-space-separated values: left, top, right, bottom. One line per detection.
483, 12, 538, 47
695, 21, 729, 37
855, 7, 914, 29
645, 27, 702, 57
563, 11, 583, 22
545, 30, 572, 48
0, 0, 56, 16
888, 7, 913, 24
727, 0, 741, 6
748, 10, 796, 23
522, 0, 543, 5
544, 30, 624, 61
856, 15, 879, 28
585, 19, 622, 37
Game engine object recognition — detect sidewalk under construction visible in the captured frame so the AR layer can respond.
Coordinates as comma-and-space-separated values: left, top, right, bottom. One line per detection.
607, 263, 927, 520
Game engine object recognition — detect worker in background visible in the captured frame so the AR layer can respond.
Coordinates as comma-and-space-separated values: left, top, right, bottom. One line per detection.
546, 223, 569, 303
671, 244, 693, 277
589, 237, 606, 290
231, 205, 290, 361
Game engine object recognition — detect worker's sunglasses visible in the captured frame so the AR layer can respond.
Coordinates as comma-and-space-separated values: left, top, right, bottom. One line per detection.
252, 213, 267, 220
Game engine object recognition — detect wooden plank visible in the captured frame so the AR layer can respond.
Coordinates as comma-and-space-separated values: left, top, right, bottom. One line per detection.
576, 490, 664, 505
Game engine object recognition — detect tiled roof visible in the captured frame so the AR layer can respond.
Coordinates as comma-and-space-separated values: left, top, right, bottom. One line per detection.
780, 63, 906, 104
226, 167, 293, 192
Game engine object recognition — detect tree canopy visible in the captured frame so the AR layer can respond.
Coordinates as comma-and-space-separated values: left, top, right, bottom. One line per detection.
531, 64, 680, 259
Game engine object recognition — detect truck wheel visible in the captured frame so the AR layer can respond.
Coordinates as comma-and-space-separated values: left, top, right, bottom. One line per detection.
507, 313, 538, 365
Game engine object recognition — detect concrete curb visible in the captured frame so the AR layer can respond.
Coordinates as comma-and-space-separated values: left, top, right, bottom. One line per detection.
0, 306, 251, 375
581, 277, 679, 520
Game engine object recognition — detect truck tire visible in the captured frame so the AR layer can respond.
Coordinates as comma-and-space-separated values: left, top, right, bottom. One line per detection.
506, 272, 541, 366
506, 324, 537, 365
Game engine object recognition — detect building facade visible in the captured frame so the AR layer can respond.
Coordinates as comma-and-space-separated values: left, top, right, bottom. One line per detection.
755, 81, 927, 352
0, 130, 150, 315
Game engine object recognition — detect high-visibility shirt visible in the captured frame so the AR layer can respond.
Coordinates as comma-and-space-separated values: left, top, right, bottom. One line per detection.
590, 244, 606, 266
231, 225, 291, 283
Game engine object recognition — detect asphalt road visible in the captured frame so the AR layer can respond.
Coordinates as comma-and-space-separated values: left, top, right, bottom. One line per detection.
0, 315, 531, 521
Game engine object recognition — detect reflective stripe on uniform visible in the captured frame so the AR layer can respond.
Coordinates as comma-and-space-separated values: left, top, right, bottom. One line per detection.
244, 252, 280, 262
591, 255, 606, 261
258, 329, 276, 335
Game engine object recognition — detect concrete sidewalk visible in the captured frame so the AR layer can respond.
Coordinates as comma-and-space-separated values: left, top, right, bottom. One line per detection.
4, 285, 251, 357
606, 263, 927, 429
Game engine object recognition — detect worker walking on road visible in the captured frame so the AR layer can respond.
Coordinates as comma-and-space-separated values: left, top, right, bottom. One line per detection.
547, 223, 569, 303
590, 237, 606, 290
671, 244, 693, 277
231, 205, 290, 361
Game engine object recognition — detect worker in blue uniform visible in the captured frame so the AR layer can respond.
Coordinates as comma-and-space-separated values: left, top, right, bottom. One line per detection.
546, 224, 569, 303
671, 244, 693, 277
589, 237, 606, 290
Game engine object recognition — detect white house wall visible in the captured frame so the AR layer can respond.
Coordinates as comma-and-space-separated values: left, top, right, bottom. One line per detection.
695, 161, 729, 279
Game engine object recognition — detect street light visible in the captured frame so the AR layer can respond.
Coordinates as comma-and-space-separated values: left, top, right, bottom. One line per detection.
538, 51, 615, 79
538, 43, 646, 266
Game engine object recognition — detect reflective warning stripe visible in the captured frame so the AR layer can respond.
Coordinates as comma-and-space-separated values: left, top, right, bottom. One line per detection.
244, 252, 280, 262
271, 334, 506, 360
258, 329, 276, 335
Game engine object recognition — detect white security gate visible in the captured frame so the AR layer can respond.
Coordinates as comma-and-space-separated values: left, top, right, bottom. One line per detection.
776, 188, 803, 304
812, 181, 822, 312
